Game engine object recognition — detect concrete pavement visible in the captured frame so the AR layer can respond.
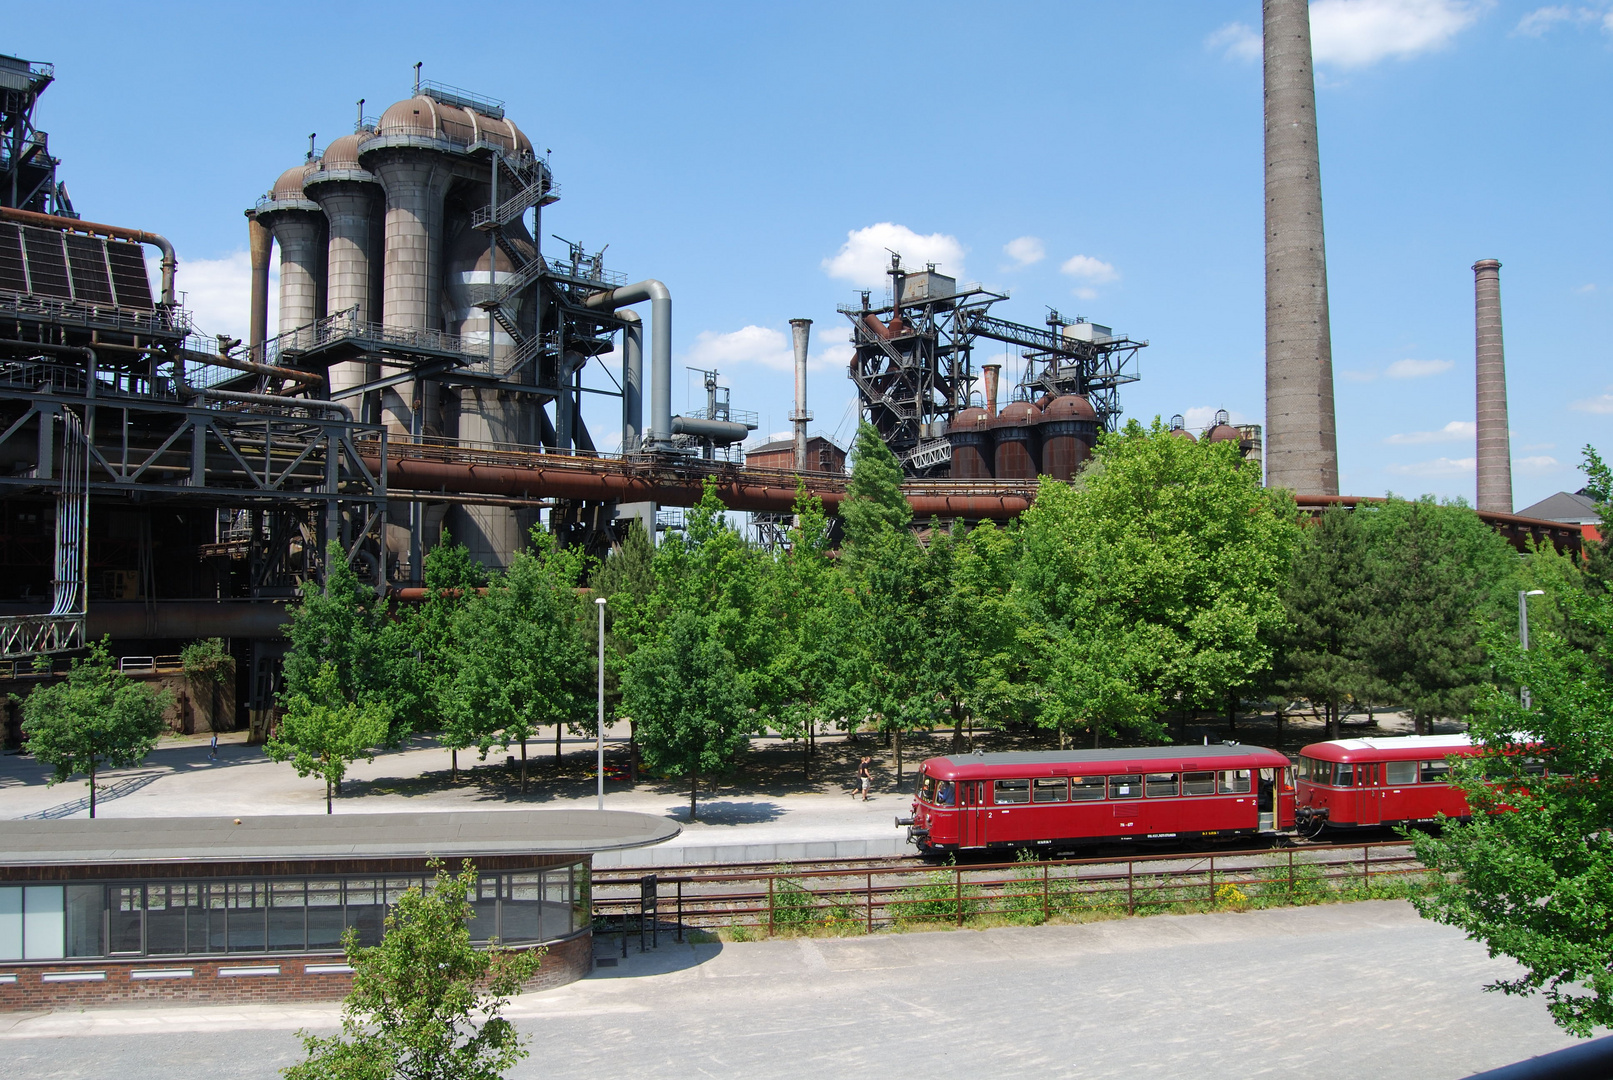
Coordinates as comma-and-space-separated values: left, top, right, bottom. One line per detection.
0, 901, 1582, 1078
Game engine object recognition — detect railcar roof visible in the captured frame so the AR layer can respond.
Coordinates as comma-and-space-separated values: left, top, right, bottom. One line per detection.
1300, 734, 1473, 762
924, 744, 1288, 777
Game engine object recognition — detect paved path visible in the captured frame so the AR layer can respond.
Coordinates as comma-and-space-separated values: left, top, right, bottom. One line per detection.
0, 901, 1579, 1078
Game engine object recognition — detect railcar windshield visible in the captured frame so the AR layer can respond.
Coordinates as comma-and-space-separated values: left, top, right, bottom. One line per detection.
935, 781, 955, 806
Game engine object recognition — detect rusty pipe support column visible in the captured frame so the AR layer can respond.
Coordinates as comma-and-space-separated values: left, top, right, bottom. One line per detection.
247, 211, 272, 353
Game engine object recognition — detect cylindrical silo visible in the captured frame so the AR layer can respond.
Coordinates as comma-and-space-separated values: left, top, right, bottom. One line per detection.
948, 405, 993, 479
305, 134, 381, 398
257, 163, 326, 344
990, 399, 1043, 480
1039, 395, 1097, 481
1473, 259, 1512, 514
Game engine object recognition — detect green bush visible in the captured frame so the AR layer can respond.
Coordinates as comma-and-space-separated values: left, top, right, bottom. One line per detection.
891, 869, 982, 925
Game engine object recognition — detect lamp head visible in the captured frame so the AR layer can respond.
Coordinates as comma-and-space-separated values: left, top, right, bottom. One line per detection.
1525, 590, 1545, 597
595, 597, 608, 606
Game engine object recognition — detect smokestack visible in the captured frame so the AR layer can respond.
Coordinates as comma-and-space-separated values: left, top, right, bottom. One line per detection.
790, 318, 812, 472
983, 363, 1001, 418
246, 211, 271, 352
1473, 259, 1512, 513
1263, 0, 1339, 495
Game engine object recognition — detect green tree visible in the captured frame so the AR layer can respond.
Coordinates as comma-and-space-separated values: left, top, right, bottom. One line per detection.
1578, 444, 1611, 587
18, 638, 172, 817
1277, 505, 1375, 738
180, 637, 236, 733
445, 529, 591, 792
403, 533, 488, 780
283, 543, 404, 742
1356, 497, 1518, 734
935, 520, 1031, 750
590, 517, 657, 780
839, 420, 911, 551
267, 662, 390, 813
284, 859, 540, 1080
621, 480, 763, 818
1411, 587, 1613, 1037
1016, 419, 1299, 740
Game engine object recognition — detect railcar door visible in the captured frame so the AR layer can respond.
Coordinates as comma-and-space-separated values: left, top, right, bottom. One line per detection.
1357, 764, 1382, 826
959, 781, 987, 848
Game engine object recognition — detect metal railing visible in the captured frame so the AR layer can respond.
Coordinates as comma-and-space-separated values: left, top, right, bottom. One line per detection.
592, 842, 1428, 938
254, 308, 473, 366
0, 290, 187, 336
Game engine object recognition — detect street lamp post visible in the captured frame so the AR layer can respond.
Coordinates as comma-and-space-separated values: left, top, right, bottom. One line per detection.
1519, 589, 1544, 709
596, 596, 607, 811
1518, 589, 1545, 651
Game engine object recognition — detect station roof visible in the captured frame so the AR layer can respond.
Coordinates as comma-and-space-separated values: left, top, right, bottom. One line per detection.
0, 809, 680, 868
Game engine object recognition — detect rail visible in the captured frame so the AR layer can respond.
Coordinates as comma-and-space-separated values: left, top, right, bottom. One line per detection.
0, 290, 187, 337
591, 841, 1429, 939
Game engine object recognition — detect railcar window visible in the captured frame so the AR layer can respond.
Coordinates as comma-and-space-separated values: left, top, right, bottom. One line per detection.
1145, 773, 1179, 797
935, 781, 955, 806
1300, 757, 1328, 784
919, 776, 933, 800
994, 779, 1031, 805
1108, 774, 1142, 799
1419, 760, 1449, 784
1070, 776, 1105, 802
1385, 761, 1417, 785
1522, 758, 1547, 777
1181, 771, 1216, 796
1218, 770, 1252, 795
1332, 763, 1355, 787
1032, 778, 1068, 803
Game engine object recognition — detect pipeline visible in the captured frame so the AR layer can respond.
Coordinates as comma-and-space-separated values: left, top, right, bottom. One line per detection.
0, 206, 177, 307
174, 371, 352, 422
583, 279, 669, 448
177, 347, 325, 388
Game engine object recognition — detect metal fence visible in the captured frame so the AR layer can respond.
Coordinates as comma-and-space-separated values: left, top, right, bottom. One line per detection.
592, 842, 1428, 940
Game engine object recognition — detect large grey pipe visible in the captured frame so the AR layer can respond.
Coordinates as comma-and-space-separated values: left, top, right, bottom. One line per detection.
620, 310, 643, 453
790, 318, 812, 471
1473, 259, 1512, 513
584, 279, 670, 448
1263, 0, 1340, 495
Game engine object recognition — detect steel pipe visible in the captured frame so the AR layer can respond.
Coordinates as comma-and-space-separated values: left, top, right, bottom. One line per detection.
620, 310, 643, 452
583, 279, 670, 448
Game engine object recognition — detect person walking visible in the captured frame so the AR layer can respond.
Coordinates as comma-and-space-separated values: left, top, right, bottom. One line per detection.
208, 733, 218, 762
856, 756, 872, 801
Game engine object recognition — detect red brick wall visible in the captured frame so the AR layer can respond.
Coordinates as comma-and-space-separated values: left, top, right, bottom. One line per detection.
0, 931, 592, 1010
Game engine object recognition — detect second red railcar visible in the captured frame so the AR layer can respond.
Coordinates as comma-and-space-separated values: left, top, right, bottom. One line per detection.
1295, 734, 1479, 832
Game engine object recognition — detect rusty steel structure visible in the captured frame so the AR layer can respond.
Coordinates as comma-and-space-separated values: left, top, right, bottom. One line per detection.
841, 254, 1143, 478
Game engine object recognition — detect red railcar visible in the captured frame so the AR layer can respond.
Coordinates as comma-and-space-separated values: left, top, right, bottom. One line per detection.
1295, 735, 1479, 832
898, 745, 1296, 856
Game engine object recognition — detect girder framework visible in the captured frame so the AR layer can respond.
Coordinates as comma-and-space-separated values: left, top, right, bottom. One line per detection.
840, 256, 1146, 477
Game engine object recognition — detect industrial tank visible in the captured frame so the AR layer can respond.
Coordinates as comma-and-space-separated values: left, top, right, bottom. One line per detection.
1039, 394, 1097, 481
948, 405, 993, 479
989, 399, 1042, 479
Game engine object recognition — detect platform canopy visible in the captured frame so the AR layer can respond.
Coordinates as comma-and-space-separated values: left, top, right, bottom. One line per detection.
0, 809, 680, 867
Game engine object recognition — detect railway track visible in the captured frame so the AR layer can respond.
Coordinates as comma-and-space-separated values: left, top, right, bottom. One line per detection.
590, 831, 1407, 886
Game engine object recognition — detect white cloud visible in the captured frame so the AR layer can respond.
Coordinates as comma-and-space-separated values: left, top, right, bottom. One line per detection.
1517, 455, 1561, 471
1060, 254, 1118, 283
1384, 420, 1475, 444
1571, 387, 1613, 414
1207, 21, 1263, 60
1386, 455, 1476, 476
1003, 236, 1045, 267
1385, 357, 1454, 378
1514, 4, 1610, 35
683, 325, 849, 374
1577, 283, 1598, 294
1340, 369, 1378, 383
1309, 0, 1485, 68
153, 249, 279, 343
822, 223, 966, 289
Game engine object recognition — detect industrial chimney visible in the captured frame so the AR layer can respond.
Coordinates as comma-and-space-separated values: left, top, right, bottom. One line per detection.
1263, 0, 1340, 495
1473, 259, 1513, 513
789, 318, 812, 472
983, 363, 1001, 418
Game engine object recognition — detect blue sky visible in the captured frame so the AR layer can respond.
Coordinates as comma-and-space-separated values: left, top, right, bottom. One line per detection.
11, 1, 1609, 509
